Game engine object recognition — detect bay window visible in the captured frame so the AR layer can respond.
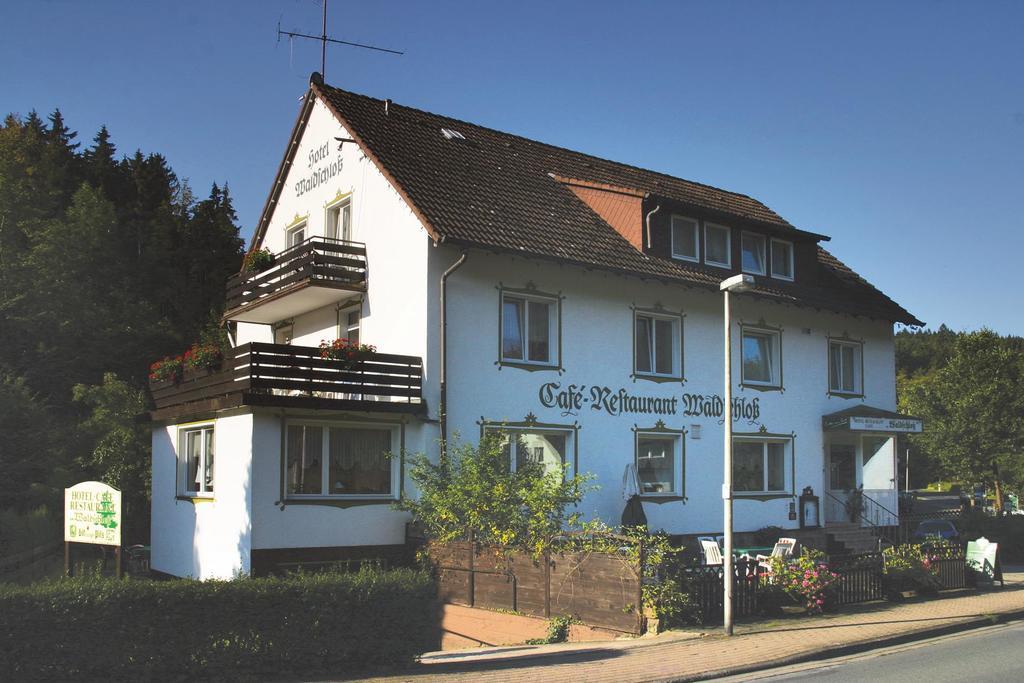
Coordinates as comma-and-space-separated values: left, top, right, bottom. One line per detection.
286, 422, 396, 498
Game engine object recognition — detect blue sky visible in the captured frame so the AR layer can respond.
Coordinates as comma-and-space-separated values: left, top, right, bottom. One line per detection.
4, 1, 1022, 335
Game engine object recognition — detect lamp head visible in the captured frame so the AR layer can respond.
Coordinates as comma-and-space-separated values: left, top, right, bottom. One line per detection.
720, 274, 755, 293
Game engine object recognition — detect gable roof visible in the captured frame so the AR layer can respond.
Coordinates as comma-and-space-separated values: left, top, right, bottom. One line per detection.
252, 74, 921, 326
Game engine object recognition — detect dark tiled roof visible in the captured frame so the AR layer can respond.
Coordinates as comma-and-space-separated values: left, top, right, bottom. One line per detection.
308, 82, 921, 326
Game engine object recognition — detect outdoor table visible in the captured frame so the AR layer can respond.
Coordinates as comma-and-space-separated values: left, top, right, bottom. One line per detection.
732, 546, 773, 558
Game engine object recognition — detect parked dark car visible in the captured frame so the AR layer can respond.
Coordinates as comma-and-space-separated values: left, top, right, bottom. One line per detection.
911, 519, 959, 542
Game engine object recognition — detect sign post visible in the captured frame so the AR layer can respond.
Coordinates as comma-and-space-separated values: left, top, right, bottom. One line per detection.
64, 481, 123, 578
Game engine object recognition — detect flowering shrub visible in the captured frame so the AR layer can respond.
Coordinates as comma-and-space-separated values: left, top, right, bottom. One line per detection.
241, 247, 274, 273
883, 543, 942, 593
182, 342, 223, 371
148, 356, 183, 382
319, 338, 377, 363
766, 548, 840, 613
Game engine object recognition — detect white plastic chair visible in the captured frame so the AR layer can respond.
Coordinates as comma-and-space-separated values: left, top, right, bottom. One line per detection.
701, 539, 723, 566
758, 537, 797, 571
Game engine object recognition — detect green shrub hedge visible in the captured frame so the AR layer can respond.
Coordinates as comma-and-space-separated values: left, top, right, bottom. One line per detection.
0, 566, 438, 680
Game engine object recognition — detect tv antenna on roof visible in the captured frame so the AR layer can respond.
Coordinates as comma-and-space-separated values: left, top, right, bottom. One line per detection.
277, 0, 403, 80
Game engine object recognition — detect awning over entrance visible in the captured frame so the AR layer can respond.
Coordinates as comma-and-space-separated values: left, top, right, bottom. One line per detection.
823, 405, 923, 433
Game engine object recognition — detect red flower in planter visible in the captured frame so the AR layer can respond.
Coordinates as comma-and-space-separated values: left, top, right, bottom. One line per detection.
319, 338, 377, 362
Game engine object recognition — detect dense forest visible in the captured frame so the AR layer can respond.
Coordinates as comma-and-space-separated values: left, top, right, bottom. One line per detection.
1, 109, 1022, 549
0, 110, 243, 541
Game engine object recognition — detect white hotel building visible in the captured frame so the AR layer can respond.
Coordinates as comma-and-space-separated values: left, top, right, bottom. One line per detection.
150, 74, 923, 579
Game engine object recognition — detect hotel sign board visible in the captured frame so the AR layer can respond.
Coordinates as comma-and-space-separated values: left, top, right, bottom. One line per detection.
64, 481, 121, 546
823, 414, 923, 433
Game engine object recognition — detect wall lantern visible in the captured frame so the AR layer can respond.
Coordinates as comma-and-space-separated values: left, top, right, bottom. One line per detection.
799, 486, 820, 529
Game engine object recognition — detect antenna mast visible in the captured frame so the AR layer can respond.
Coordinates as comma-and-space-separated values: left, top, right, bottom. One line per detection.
277, 0, 403, 80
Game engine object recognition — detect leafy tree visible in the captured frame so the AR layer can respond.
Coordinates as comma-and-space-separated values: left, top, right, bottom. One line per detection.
397, 434, 595, 556
901, 330, 1024, 508
73, 373, 151, 542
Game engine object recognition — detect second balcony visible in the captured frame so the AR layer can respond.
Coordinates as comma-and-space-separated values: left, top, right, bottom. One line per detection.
224, 237, 366, 323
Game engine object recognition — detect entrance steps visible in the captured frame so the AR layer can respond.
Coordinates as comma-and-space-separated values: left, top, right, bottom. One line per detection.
823, 522, 882, 555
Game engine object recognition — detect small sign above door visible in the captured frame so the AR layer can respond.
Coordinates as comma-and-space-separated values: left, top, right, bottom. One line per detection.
823, 406, 923, 433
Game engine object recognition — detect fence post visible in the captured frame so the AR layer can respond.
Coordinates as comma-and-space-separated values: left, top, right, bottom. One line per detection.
467, 529, 475, 608
637, 538, 646, 633
544, 547, 551, 618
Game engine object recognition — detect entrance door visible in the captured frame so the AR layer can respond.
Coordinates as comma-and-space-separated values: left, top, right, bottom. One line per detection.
828, 443, 857, 523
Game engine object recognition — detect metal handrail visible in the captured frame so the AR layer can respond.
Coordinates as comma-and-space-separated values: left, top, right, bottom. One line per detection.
823, 490, 897, 549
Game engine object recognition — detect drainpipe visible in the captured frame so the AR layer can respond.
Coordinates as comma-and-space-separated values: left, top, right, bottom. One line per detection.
644, 201, 661, 250
439, 250, 468, 469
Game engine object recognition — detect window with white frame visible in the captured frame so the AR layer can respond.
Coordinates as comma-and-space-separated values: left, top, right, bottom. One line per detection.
339, 306, 360, 345
741, 327, 781, 388
636, 433, 682, 495
326, 198, 352, 241
829, 339, 863, 395
670, 215, 700, 262
286, 221, 307, 248
501, 291, 559, 366
634, 312, 681, 377
770, 238, 794, 281
285, 423, 396, 497
179, 424, 214, 496
485, 427, 569, 478
705, 223, 731, 268
733, 438, 788, 494
741, 232, 766, 275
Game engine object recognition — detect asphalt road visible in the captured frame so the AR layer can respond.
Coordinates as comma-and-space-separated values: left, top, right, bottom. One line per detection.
718, 620, 1024, 683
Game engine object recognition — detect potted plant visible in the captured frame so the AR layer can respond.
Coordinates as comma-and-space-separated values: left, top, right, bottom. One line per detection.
149, 355, 184, 384
182, 342, 223, 375
242, 247, 274, 273
882, 543, 942, 600
765, 548, 840, 615
319, 338, 377, 369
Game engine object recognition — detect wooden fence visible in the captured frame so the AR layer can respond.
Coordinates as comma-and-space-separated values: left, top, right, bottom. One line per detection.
427, 539, 644, 634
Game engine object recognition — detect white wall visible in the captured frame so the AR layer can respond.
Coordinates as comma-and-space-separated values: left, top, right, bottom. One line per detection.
256, 97, 432, 365
437, 248, 897, 535
150, 413, 253, 579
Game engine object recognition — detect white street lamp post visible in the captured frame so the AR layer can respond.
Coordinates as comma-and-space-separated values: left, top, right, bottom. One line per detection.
720, 273, 754, 636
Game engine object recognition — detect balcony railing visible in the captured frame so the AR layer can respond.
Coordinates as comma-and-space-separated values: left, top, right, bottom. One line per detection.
149, 342, 423, 420
224, 237, 367, 322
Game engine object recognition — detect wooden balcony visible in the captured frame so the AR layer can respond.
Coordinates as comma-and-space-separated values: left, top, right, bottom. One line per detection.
149, 343, 424, 421
223, 237, 366, 324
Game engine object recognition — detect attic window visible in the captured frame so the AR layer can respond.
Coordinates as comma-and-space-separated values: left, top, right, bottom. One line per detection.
441, 128, 466, 140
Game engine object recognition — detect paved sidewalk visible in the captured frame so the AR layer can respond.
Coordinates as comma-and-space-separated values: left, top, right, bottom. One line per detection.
349, 570, 1024, 683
